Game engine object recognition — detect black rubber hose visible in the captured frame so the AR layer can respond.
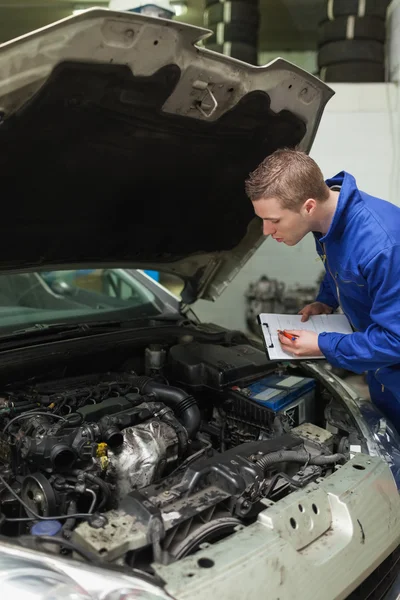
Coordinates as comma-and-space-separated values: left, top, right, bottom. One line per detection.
10, 401, 36, 409
158, 408, 188, 455
12, 403, 38, 412
62, 499, 77, 539
256, 450, 346, 472
83, 473, 110, 510
130, 377, 201, 439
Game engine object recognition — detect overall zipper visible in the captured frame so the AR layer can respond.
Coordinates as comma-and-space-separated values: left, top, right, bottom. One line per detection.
316, 237, 356, 331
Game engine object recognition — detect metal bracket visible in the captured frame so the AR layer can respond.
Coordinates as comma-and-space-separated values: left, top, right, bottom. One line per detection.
192, 80, 218, 118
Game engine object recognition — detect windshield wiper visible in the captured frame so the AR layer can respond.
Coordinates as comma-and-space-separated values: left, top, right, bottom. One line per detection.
0, 314, 185, 343
0, 321, 124, 342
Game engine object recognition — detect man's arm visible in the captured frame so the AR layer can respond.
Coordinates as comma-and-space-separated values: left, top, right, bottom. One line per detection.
318, 245, 400, 373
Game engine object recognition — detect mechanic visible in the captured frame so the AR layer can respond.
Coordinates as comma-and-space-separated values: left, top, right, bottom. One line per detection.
244, 148, 400, 433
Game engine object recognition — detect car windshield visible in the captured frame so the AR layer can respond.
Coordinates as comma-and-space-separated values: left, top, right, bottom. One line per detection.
0, 268, 172, 332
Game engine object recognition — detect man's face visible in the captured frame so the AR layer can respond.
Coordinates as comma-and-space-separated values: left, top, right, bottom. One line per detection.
252, 196, 313, 246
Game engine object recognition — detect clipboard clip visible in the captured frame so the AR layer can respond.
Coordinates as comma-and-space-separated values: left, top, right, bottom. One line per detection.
263, 323, 274, 348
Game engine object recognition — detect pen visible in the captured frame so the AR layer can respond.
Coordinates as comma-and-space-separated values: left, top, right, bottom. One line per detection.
277, 329, 298, 341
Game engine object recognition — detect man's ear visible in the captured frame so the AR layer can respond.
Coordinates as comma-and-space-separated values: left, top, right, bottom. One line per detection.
302, 198, 317, 216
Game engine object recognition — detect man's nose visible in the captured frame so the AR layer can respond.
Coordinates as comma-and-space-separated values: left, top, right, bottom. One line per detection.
263, 221, 275, 236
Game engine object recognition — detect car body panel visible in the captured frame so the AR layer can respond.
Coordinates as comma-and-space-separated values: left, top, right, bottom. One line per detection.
303, 361, 400, 487
154, 454, 400, 600
0, 9, 334, 303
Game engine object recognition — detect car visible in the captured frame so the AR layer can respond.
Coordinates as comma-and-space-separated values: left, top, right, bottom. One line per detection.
0, 7, 398, 600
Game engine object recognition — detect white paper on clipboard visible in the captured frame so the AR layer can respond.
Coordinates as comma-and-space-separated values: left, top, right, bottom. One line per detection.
259, 313, 353, 360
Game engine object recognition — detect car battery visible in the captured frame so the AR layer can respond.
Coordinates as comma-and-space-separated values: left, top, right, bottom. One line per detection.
238, 374, 316, 428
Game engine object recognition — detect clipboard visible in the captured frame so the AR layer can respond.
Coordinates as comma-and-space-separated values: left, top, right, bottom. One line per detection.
258, 313, 353, 361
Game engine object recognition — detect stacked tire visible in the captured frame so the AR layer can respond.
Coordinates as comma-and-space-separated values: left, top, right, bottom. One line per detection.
318, 0, 390, 82
203, 0, 259, 65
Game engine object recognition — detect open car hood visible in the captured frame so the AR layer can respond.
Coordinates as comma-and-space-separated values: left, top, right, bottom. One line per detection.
0, 9, 334, 303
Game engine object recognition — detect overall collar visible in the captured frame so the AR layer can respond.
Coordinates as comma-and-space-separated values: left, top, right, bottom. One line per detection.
318, 171, 363, 243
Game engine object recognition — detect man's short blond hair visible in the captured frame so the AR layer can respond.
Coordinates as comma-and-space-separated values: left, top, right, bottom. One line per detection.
245, 148, 330, 210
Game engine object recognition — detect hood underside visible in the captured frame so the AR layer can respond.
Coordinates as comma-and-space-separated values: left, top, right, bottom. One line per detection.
0, 9, 334, 302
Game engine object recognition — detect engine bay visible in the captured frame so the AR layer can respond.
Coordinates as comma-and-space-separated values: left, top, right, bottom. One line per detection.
0, 337, 358, 570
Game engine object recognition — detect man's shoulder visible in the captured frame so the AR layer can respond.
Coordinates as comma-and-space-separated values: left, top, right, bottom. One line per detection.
354, 192, 400, 257
359, 189, 396, 207
359, 191, 400, 224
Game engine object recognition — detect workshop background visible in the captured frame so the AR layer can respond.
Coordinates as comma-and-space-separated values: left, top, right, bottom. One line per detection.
1, 0, 399, 378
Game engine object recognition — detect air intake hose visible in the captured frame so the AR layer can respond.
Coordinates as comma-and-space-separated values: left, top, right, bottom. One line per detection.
256, 450, 346, 472
130, 376, 201, 439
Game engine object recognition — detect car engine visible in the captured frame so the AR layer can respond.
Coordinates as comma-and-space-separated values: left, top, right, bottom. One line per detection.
0, 339, 352, 569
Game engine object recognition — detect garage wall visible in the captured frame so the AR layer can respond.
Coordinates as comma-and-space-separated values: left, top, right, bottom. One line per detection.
193, 83, 399, 331
311, 84, 399, 206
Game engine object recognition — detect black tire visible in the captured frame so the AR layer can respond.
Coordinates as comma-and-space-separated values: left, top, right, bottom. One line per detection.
320, 61, 385, 82
205, 2, 259, 27
322, 0, 390, 21
318, 15, 386, 45
318, 39, 384, 67
205, 22, 258, 45
205, 42, 257, 64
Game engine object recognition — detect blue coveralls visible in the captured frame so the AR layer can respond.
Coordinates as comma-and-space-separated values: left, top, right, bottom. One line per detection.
315, 171, 400, 432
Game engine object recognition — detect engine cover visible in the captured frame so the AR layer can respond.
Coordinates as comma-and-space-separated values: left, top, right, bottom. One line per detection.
167, 342, 273, 391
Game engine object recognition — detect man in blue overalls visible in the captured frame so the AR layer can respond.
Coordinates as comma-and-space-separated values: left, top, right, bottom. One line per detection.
245, 148, 400, 432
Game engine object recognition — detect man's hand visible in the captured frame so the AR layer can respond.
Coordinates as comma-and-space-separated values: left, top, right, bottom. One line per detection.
278, 330, 323, 358
298, 301, 333, 323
